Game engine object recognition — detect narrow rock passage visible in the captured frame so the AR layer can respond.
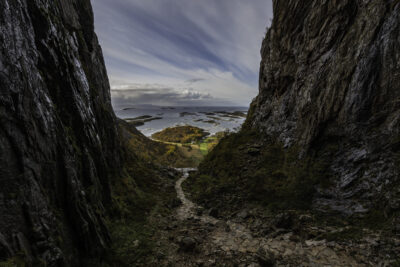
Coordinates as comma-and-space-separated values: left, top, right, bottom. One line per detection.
171, 169, 371, 266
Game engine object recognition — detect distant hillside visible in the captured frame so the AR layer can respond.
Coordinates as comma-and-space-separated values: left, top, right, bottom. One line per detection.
119, 120, 204, 168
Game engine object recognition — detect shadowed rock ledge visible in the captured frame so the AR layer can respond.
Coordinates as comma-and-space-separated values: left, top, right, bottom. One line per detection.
0, 0, 122, 265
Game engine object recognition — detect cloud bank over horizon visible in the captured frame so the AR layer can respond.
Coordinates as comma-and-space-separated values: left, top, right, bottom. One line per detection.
92, 0, 273, 107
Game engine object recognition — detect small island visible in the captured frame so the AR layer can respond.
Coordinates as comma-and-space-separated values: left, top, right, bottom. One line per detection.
151, 125, 210, 144
125, 115, 162, 127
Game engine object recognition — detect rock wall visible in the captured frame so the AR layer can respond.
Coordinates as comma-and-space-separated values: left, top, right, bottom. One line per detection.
249, 0, 400, 214
0, 0, 122, 265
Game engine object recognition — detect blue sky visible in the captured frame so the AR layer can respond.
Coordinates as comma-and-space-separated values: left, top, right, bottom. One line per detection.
92, 0, 273, 107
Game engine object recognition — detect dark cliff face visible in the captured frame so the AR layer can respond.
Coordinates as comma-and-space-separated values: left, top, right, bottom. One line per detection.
188, 0, 400, 221
248, 0, 400, 214
0, 0, 121, 265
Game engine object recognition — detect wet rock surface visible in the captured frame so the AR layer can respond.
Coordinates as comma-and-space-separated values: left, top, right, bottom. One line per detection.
248, 0, 400, 215
0, 0, 121, 265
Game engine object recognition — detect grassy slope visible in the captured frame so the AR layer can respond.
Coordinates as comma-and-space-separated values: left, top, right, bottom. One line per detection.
105, 155, 178, 266
119, 120, 202, 168
101, 121, 180, 266
185, 129, 333, 211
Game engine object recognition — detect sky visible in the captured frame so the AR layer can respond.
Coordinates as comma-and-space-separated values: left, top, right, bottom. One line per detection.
92, 0, 273, 107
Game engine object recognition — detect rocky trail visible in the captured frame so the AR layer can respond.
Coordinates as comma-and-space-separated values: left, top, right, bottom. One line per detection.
149, 169, 398, 267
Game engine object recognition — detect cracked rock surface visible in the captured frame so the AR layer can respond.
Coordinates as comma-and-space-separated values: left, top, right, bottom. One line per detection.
0, 0, 121, 265
249, 0, 400, 215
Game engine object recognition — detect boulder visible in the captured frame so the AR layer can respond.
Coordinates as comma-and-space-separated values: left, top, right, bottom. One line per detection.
208, 208, 219, 218
237, 210, 250, 220
180, 237, 197, 252
272, 213, 293, 229
256, 248, 275, 267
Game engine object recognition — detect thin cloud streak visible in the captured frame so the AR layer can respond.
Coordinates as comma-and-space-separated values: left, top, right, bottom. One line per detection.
92, 0, 273, 106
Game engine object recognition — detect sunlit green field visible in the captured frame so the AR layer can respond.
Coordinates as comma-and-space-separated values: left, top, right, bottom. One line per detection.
151, 128, 227, 167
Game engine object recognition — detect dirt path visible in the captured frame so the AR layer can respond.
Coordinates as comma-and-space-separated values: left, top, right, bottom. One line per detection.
166, 169, 384, 267
175, 168, 218, 224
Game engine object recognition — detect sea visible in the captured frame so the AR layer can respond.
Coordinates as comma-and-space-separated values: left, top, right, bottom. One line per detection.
114, 105, 248, 137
